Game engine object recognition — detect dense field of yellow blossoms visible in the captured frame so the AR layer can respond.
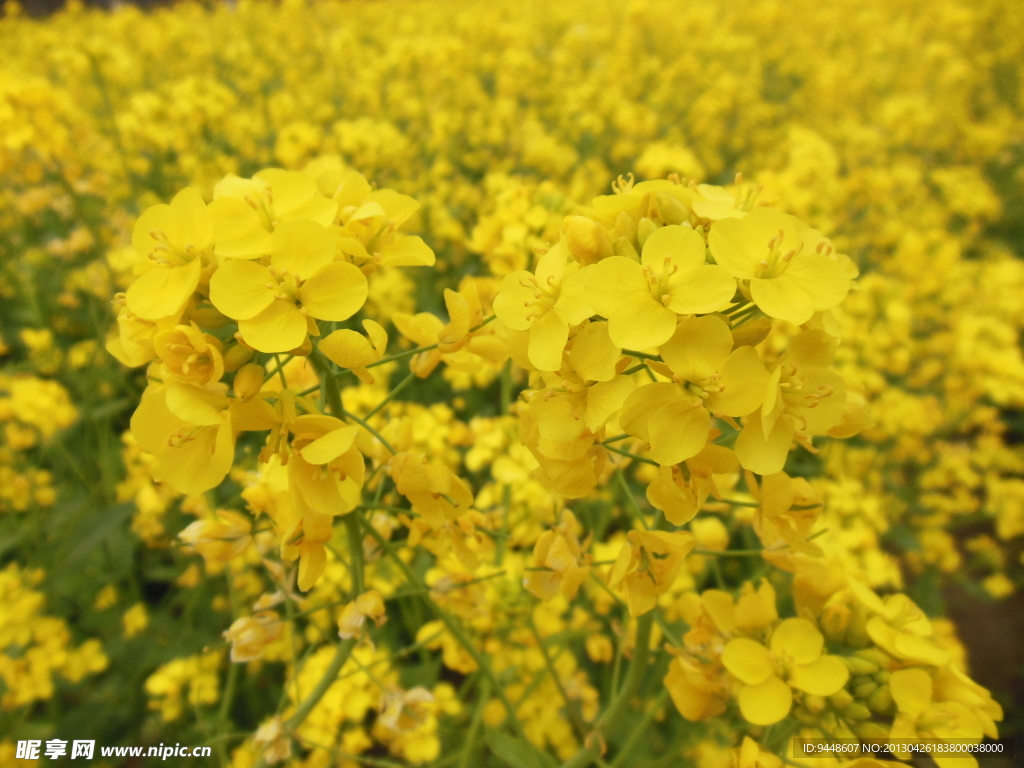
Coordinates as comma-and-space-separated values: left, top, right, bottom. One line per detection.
1, 0, 1023, 765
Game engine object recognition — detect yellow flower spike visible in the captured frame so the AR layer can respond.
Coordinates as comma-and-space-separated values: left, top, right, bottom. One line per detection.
585, 224, 736, 349
709, 207, 853, 325
126, 188, 211, 321
319, 319, 388, 384
209, 219, 367, 352
664, 654, 729, 721
493, 237, 592, 371
209, 168, 338, 259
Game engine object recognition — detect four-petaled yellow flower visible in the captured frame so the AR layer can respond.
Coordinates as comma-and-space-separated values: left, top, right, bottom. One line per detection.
709, 207, 854, 325
721, 617, 849, 725
586, 225, 736, 349
209, 219, 367, 352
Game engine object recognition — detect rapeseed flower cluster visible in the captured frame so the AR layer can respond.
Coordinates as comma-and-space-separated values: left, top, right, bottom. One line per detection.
0, 0, 1022, 765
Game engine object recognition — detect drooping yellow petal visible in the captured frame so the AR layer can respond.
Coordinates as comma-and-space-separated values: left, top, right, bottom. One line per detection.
527, 309, 568, 371
890, 668, 933, 719
153, 414, 235, 495
648, 398, 711, 466
722, 638, 774, 685
585, 376, 635, 432
789, 655, 849, 696
125, 259, 202, 321
784, 253, 852, 311
749, 273, 814, 325
570, 321, 620, 382
239, 302, 308, 353
659, 315, 733, 383
209, 259, 275, 320
620, 382, 682, 442
300, 425, 360, 465
380, 234, 436, 266
164, 381, 228, 426
738, 675, 793, 725
770, 618, 824, 664
270, 219, 334, 278
299, 261, 368, 321
553, 266, 594, 325
735, 411, 794, 475
709, 208, 798, 280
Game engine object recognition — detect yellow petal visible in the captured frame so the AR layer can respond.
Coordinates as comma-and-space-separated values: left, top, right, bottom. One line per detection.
125, 259, 202, 321
770, 618, 823, 664
165, 381, 227, 426
666, 264, 737, 315
620, 382, 681, 441
319, 329, 375, 368
585, 375, 635, 432
648, 398, 710, 466
735, 411, 794, 475
659, 315, 732, 382
738, 675, 793, 725
641, 224, 706, 274
570, 321, 620, 382
709, 208, 797, 280
153, 414, 234, 494
789, 655, 849, 696
209, 259, 274, 320
585, 256, 649, 319
722, 638, 775, 685
749, 274, 815, 325
893, 633, 950, 666
707, 346, 769, 417
239, 302, 308, 353
299, 261, 368, 321
493, 270, 538, 331
527, 310, 568, 371
607, 294, 677, 350
785, 253, 852, 311
168, 187, 212, 249
209, 197, 273, 258
270, 219, 334, 278
646, 468, 698, 525
553, 265, 594, 325
367, 188, 420, 226
380, 234, 436, 266
890, 668, 932, 719
300, 425, 360, 465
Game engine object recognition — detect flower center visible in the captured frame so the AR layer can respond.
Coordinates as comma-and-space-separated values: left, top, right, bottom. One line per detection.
520, 274, 559, 320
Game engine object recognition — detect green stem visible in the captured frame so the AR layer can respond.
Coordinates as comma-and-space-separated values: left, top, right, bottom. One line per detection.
607, 688, 669, 768
500, 359, 512, 414
344, 514, 365, 597
458, 678, 490, 768
529, 616, 587, 740
615, 469, 649, 530
605, 445, 659, 467
621, 349, 663, 362
560, 613, 654, 768
365, 371, 416, 419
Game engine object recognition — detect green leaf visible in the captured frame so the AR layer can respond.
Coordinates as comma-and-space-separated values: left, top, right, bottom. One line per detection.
485, 729, 558, 768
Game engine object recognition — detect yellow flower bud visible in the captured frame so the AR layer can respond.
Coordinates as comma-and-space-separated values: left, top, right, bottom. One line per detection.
222, 343, 254, 372
233, 364, 265, 400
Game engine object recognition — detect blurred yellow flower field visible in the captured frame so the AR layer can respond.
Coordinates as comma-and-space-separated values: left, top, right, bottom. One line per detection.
1, 0, 1022, 765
